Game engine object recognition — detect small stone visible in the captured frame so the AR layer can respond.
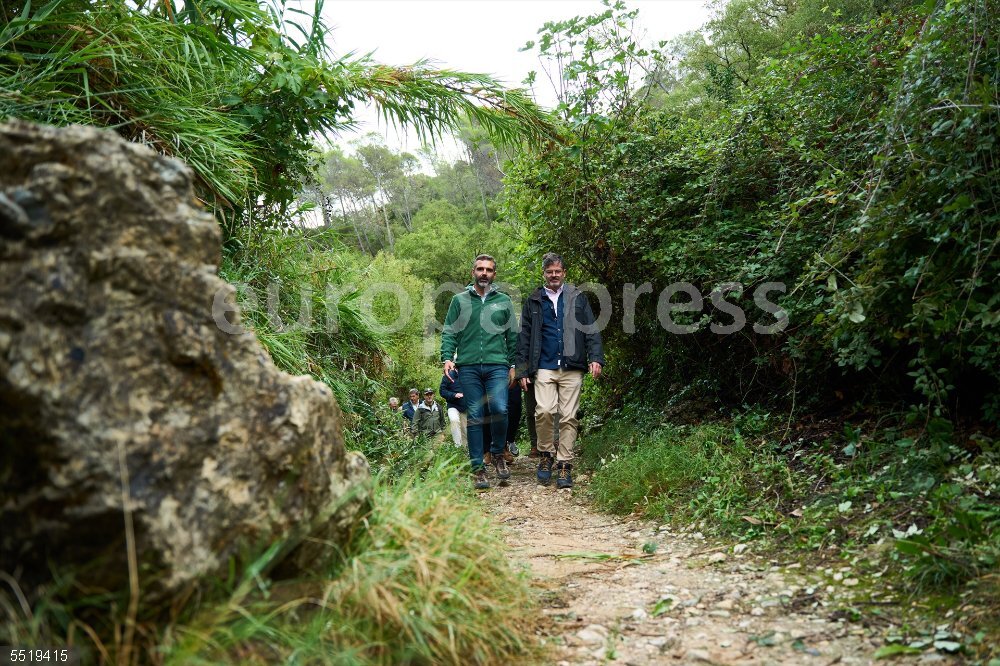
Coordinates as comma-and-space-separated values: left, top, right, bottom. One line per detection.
750, 607, 765, 616
716, 599, 735, 610
708, 610, 731, 618
684, 648, 712, 662
832, 572, 844, 581
648, 637, 668, 647
631, 608, 649, 620
733, 543, 749, 554
843, 578, 860, 587
576, 625, 609, 644
708, 552, 727, 564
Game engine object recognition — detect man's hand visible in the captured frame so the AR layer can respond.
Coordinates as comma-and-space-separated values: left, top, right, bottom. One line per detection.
443, 360, 456, 379
455, 392, 464, 399
589, 362, 602, 379
519, 376, 532, 391
508, 367, 516, 387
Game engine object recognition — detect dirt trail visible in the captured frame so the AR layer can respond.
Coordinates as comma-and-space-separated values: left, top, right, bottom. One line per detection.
484, 457, 955, 666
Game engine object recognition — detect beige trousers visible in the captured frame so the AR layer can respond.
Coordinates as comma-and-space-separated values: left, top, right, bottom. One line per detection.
533, 368, 583, 462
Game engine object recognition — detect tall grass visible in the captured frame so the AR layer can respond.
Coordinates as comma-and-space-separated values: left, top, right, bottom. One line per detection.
220, 227, 387, 413
160, 450, 535, 665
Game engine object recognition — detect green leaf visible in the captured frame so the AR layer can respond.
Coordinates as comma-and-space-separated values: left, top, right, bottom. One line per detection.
874, 644, 923, 659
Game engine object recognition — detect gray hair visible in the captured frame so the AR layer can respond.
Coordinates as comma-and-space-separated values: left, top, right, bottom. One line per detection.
542, 252, 565, 271
472, 254, 497, 270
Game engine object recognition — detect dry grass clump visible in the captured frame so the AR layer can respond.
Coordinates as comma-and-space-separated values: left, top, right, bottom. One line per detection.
163, 449, 536, 665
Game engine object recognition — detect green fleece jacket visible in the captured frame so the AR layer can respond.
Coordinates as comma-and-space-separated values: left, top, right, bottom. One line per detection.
440, 285, 518, 367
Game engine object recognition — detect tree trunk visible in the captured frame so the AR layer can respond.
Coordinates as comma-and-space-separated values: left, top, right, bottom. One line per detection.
339, 192, 365, 253
372, 191, 393, 252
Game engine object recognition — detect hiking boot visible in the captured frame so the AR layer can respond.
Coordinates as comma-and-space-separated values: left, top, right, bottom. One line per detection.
483, 451, 492, 466
508, 441, 520, 457
502, 446, 514, 463
528, 445, 540, 458
473, 468, 490, 490
536, 453, 553, 484
556, 461, 573, 489
494, 456, 511, 480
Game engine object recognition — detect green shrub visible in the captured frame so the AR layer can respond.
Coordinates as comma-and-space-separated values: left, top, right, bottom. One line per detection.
583, 415, 792, 533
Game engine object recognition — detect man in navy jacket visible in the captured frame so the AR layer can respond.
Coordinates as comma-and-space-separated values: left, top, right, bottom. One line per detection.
516, 253, 604, 489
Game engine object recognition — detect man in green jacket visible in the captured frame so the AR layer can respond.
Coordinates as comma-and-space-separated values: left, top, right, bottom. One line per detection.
413, 387, 445, 439
441, 254, 518, 490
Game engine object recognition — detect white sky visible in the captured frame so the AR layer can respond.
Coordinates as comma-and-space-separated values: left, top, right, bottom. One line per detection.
320, 0, 712, 159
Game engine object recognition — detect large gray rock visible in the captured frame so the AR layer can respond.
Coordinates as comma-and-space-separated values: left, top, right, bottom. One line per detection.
0, 121, 370, 596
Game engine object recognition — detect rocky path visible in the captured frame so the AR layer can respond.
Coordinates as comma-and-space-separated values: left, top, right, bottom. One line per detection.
484, 457, 957, 666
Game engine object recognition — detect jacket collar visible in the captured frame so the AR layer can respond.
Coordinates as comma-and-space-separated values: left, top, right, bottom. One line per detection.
531, 283, 577, 302
466, 283, 498, 299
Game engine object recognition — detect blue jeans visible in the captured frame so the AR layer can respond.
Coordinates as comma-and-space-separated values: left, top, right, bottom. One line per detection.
458, 364, 509, 470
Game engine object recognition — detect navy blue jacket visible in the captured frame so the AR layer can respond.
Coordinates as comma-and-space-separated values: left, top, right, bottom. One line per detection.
401, 400, 418, 422
439, 374, 467, 412
515, 284, 605, 378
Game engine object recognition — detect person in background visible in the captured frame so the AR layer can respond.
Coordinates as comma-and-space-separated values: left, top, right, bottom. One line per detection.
439, 372, 467, 449
516, 252, 604, 489
483, 383, 523, 464
388, 396, 401, 412
401, 387, 419, 435
414, 387, 445, 439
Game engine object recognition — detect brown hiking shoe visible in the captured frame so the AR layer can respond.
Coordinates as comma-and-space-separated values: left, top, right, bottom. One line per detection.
494, 456, 511, 480
528, 445, 540, 458
473, 469, 490, 490
483, 451, 492, 465
502, 446, 514, 463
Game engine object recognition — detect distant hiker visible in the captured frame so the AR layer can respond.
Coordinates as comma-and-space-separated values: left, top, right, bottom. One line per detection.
414, 388, 445, 439
516, 252, 604, 489
483, 383, 523, 464
401, 387, 419, 436
441, 254, 518, 490
439, 372, 467, 449
388, 396, 400, 412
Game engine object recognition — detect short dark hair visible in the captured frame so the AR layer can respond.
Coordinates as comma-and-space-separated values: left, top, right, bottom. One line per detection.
542, 252, 565, 271
472, 254, 496, 270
